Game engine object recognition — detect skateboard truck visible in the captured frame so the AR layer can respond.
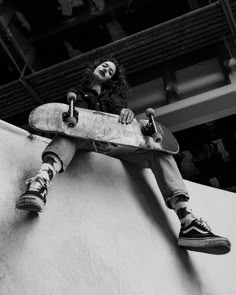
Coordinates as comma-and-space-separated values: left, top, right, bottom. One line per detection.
62, 92, 79, 128
142, 108, 163, 143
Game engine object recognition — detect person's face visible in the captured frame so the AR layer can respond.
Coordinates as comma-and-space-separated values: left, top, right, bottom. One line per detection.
93, 61, 117, 84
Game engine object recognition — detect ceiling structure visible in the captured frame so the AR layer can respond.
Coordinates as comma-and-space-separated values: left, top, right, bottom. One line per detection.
1, 0, 236, 192
0, 0, 235, 123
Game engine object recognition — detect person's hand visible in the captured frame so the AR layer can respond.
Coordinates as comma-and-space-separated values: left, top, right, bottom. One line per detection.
118, 108, 134, 124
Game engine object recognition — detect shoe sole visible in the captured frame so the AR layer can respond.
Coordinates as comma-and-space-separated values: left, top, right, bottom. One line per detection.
16, 195, 44, 212
178, 237, 231, 255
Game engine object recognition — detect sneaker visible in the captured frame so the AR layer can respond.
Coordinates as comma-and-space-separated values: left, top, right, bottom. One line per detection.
16, 176, 50, 212
178, 218, 231, 255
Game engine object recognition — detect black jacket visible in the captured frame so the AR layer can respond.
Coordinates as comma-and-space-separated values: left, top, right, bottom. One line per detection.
69, 87, 127, 115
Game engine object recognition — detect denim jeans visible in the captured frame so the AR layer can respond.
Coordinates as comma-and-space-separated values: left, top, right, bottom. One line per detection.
42, 135, 189, 208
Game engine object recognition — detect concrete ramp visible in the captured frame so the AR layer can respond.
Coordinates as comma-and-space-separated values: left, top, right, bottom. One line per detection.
0, 120, 235, 295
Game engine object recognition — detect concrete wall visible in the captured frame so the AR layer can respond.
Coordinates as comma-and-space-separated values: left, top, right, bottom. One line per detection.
0, 120, 235, 295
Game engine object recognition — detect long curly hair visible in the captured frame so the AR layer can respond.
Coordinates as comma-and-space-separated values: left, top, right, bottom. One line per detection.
79, 57, 129, 100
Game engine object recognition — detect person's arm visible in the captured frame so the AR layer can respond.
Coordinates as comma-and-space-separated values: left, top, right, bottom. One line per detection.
110, 93, 134, 124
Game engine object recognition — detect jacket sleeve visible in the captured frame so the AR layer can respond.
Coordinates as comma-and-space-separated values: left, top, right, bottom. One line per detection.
109, 92, 128, 115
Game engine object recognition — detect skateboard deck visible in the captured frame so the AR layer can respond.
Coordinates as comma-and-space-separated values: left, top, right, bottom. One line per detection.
29, 103, 179, 154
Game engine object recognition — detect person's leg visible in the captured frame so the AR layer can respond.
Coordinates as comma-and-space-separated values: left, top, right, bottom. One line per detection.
16, 135, 96, 212
105, 146, 189, 209
105, 146, 231, 254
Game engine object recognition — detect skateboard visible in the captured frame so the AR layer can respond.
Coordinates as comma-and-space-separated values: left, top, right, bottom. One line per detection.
29, 96, 179, 154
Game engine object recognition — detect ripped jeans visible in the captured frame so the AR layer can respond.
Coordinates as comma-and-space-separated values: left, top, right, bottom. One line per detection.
42, 135, 189, 209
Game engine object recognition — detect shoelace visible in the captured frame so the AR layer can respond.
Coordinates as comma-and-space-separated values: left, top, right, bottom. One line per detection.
195, 217, 212, 232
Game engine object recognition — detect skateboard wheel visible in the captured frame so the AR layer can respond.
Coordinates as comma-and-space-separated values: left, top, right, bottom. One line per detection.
67, 92, 77, 103
66, 116, 77, 128
145, 108, 156, 118
152, 132, 162, 143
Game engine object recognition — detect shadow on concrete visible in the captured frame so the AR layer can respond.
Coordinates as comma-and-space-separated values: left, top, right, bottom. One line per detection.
123, 163, 203, 292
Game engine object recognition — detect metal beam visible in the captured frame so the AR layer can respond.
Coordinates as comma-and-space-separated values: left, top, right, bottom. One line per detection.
30, 0, 130, 43
221, 0, 236, 35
